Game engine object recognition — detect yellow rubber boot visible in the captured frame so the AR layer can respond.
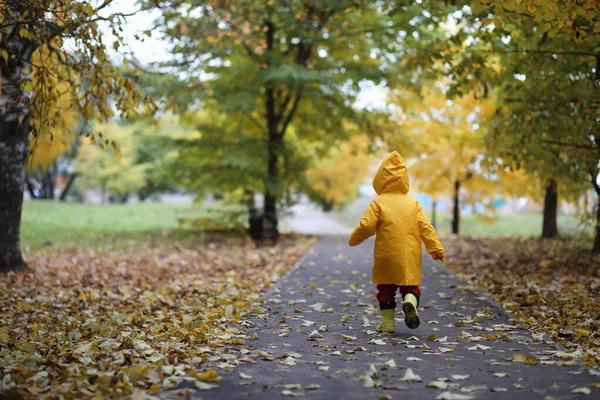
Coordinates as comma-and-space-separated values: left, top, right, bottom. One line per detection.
376, 309, 395, 333
402, 293, 420, 329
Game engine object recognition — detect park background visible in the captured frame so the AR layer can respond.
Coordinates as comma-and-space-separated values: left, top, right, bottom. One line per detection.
1, 0, 599, 398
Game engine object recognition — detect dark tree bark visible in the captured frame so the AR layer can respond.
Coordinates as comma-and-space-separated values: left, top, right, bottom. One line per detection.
263, 20, 280, 232
261, 17, 306, 238
452, 180, 460, 235
542, 179, 559, 239
594, 204, 600, 254
41, 169, 55, 199
59, 173, 78, 201
0, 7, 38, 272
589, 170, 600, 253
264, 91, 280, 224
322, 200, 334, 212
432, 199, 437, 229
25, 176, 37, 199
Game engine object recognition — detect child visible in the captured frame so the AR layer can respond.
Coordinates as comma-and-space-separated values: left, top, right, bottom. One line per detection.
348, 151, 444, 333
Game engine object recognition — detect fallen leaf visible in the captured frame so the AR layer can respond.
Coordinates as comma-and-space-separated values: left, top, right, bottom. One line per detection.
572, 387, 592, 395
427, 381, 449, 389
282, 389, 304, 397
467, 344, 491, 351
197, 369, 220, 382
281, 357, 297, 366
195, 381, 218, 390
308, 330, 322, 339
512, 354, 539, 365
400, 368, 422, 382
451, 375, 470, 380
435, 392, 474, 400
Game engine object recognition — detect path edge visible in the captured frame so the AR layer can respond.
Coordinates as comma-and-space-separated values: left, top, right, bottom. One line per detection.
263, 236, 321, 298
428, 255, 569, 353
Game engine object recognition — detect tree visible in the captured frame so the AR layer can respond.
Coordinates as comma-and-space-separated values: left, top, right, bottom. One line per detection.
76, 122, 149, 203
144, 0, 423, 230
396, 0, 599, 243
392, 86, 503, 235
24, 47, 79, 200
447, 1, 598, 241
304, 134, 373, 211
0, 1, 149, 272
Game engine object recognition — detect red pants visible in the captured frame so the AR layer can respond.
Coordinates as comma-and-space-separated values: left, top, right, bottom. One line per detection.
376, 284, 421, 306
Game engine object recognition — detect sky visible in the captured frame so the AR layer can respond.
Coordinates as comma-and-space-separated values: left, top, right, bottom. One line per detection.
101, 0, 388, 109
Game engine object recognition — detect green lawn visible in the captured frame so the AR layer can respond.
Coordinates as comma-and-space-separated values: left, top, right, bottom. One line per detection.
333, 201, 591, 238
21, 200, 195, 251
20, 200, 593, 252
432, 212, 590, 237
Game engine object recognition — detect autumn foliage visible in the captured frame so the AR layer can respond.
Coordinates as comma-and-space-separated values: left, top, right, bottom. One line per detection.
0, 236, 315, 397
444, 236, 600, 365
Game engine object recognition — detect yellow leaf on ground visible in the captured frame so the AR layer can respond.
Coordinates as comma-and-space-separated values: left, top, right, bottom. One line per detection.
512, 354, 539, 365
198, 369, 221, 382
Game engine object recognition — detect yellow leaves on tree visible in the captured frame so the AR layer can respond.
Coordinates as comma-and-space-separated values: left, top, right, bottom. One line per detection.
26, 44, 78, 173
393, 85, 526, 220
305, 134, 373, 211
76, 122, 148, 199
474, 0, 599, 41
398, 88, 487, 197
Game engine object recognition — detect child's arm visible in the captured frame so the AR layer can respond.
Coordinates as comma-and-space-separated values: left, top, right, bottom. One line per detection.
416, 202, 445, 260
348, 201, 380, 246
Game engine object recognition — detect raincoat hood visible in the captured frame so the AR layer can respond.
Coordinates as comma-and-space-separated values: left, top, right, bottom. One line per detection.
373, 151, 409, 195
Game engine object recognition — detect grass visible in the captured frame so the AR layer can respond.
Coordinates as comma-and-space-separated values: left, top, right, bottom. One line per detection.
21, 200, 196, 251
432, 212, 590, 238
21, 200, 594, 252
332, 199, 591, 238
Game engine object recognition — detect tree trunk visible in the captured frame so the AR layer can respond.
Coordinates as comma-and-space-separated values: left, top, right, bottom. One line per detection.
263, 20, 279, 233
452, 180, 460, 235
432, 199, 437, 229
263, 113, 280, 226
25, 175, 37, 199
594, 204, 600, 254
0, 15, 38, 272
322, 200, 334, 212
42, 169, 55, 199
59, 173, 78, 201
542, 179, 559, 239
590, 170, 600, 253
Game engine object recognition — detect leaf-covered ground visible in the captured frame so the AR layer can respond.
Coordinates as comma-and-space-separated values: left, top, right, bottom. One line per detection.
443, 236, 600, 365
169, 237, 598, 399
0, 235, 315, 398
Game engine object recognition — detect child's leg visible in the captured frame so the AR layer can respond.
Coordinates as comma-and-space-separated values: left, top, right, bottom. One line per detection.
399, 286, 421, 329
398, 286, 421, 306
375, 284, 397, 333
376, 284, 398, 309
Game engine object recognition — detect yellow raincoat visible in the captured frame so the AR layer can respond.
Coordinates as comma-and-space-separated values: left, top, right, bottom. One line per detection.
348, 151, 444, 285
